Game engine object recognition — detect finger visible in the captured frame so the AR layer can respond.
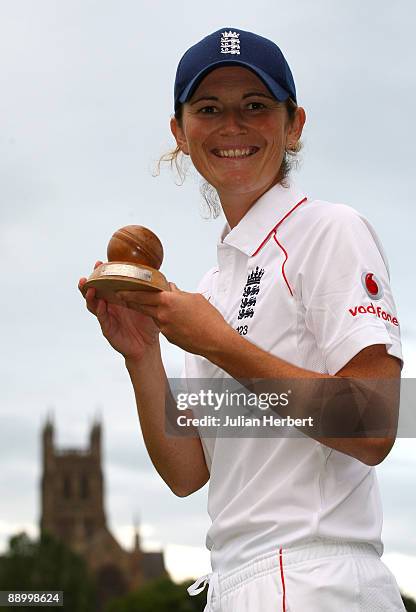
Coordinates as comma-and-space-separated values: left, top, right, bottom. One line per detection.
78, 261, 102, 293
78, 278, 94, 296
96, 298, 107, 320
124, 300, 142, 313
168, 282, 180, 291
85, 287, 99, 314
130, 303, 159, 317
85, 287, 96, 301
117, 290, 162, 305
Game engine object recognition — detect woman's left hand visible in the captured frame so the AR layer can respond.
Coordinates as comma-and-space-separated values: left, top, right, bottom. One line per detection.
117, 283, 233, 355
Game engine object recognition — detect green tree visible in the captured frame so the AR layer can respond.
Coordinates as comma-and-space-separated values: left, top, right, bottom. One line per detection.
403, 594, 416, 612
0, 531, 96, 611
105, 576, 206, 612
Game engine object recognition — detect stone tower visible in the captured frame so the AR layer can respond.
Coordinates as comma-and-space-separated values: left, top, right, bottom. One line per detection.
40, 417, 167, 609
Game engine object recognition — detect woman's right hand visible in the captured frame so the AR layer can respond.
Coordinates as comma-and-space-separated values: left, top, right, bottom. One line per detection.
78, 261, 160, 362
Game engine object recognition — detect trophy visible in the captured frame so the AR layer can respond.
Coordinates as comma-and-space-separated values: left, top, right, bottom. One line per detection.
81, 225, 170, 305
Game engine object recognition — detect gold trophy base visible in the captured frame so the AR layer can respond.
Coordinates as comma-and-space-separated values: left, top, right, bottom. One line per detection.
82, 261, 170, 306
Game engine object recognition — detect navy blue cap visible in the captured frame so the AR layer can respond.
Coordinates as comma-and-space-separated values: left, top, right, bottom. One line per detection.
174, 27, 297, 113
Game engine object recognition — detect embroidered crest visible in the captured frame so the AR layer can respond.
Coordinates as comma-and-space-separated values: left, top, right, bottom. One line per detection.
238, 266, 264, 319
220, 31, 240, 55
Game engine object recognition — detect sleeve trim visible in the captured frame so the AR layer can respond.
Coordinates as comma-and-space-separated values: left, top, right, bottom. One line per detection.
325, 326, 403, 375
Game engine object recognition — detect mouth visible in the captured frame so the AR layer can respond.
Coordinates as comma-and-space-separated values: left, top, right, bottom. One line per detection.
211, 146, 259, 159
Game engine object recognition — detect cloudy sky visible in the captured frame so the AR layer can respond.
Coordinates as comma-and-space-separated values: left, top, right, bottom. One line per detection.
1, 0, 416, 600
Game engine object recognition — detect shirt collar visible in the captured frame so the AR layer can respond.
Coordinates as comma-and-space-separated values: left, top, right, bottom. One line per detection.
218, 182, 308, 256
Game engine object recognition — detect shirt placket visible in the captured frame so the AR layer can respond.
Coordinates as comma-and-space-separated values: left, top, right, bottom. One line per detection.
215, 244, 235, 316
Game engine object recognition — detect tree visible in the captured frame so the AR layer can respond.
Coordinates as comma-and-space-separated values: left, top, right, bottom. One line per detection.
403, 594, 416, 612
0, 531, 96, 611
105, 576, 206, 612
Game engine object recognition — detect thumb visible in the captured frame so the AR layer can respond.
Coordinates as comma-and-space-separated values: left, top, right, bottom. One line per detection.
168, 281, 180, 292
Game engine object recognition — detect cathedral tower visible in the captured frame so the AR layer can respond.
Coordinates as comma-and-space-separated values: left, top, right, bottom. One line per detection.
39, 417, 167, 610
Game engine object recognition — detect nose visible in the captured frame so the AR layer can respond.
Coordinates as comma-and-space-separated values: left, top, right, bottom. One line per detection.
219, 108, 247, 136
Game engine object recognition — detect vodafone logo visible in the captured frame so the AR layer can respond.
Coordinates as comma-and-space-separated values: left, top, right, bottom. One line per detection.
361, 272, 383, 300
348, 302, 399, 326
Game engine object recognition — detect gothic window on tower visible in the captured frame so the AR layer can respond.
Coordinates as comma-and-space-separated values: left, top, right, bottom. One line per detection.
63, 474, 72, 499
80, 473, 89, 498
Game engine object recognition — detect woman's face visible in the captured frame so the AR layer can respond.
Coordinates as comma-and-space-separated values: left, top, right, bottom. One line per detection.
171, 66, 305, 199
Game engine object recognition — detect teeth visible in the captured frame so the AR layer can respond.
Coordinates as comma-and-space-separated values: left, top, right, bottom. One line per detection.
215, 147, 256, 158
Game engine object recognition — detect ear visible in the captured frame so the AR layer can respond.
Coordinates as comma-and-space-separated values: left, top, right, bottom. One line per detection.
170, 116, 190, 155
286, 107, 306, 150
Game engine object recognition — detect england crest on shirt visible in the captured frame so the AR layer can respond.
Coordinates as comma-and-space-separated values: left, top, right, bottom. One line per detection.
237, 266, 264, 320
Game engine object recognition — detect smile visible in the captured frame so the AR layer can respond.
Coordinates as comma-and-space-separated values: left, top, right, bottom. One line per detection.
211, 146, 259, 159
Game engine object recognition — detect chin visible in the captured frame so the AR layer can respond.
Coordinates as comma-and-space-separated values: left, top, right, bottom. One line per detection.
211, 175, 258, 193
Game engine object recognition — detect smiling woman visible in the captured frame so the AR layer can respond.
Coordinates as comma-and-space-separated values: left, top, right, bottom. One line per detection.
158, 72, 302, 217
174, 67, 305, 226
79, 26, 405, 612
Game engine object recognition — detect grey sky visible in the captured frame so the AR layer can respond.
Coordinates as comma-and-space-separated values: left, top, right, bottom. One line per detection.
1, 0, 416, 597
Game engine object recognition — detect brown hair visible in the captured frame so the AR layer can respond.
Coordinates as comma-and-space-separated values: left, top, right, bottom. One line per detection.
155, 97, 303, 219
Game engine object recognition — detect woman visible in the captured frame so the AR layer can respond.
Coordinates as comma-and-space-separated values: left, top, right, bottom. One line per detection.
79, 27, 405, 611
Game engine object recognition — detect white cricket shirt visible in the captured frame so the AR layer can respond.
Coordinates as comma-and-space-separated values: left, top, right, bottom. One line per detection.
182, 181, 403, 574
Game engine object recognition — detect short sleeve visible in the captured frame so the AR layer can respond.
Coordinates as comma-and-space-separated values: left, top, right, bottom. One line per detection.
301, 205, 403, 375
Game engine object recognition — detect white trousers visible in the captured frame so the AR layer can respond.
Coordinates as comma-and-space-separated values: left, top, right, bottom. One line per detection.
188, 541, 405, 612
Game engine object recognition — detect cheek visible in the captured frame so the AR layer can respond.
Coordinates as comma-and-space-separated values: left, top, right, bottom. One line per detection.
182, 118, 208, 153
266, 127, 288, 161
267, 112, 288, 135
267, 120, 287, 142
185, 132, 208, 162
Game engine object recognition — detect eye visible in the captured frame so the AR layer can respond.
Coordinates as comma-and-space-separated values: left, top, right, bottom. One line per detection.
198, 105, 219, 114
246, 101, 267, 110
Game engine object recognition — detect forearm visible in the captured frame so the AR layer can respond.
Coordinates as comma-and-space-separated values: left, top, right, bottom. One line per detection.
204, 327, 397, 465
125, 345, 209, 496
